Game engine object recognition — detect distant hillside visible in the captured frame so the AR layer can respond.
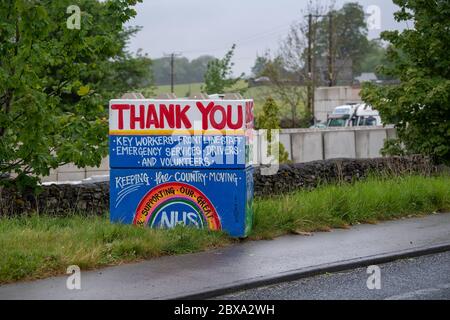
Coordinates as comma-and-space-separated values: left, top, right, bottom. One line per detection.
150, 81, 306, 126
152, 55, 216, 86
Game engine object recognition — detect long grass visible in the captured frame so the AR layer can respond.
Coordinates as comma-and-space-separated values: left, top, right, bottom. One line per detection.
0, 175, 449, 284
252, 174, 450, 239
0, 219, 234, 283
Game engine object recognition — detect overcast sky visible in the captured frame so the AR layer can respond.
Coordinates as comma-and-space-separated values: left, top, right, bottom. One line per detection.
126, 0, 408, 76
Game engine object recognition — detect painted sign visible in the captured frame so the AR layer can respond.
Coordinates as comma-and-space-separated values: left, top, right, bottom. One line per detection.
110, 168, 254, 237
109, 98, 255, 237
109, 99, 254, 169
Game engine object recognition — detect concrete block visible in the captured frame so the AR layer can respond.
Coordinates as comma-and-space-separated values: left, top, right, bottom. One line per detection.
368, 130, 387, 158
356, 129, 387, 159
86, 170, 110, 178
87, 156, 109, 171
350, 88, 362, 100
355, 130, 370, 159
324, 131, 356, 159
291, 132, 323, 163
252, 130, 261, 165
58, 163, 82, 173
41, 174, 58, 183
57, 172, 86, 182
279, 133, 292, 160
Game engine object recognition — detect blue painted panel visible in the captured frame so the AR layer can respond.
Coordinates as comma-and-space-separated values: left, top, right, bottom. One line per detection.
110, 167, 254, 238
109, 135, 250, 169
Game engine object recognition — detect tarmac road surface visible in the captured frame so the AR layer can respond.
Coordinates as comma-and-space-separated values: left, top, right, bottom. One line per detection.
0, 213, 449, 300
217, 251, 450, 300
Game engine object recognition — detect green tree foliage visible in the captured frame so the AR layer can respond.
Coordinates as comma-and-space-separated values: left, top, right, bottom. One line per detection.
202, 44, 244, 94
257, 97, 290, 163
361, 0, 450, 164
360, 40, 396, 80
152, 55, 215, 86
360, 40, 386, 74
251, 55, 270, 78
261, 55, 308, 128
0, 0, 152, 188
316, 2, 370, 77
254, 2, 370, 127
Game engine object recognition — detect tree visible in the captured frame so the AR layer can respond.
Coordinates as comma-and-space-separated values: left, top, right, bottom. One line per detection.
202, 44, 244, 94
359, 40, 396, 81
259, 0, 327, 127
261, 55, 308, 128
152, 56, 172, 85
0, 0, 151, 188
360, 40, 386, 74
251, 55, 269, 77
257, 97, 290, 163
361, 0, 450, 164
189, 55, 216, 84
315, 2, 370, 80
152, 55, 215, 85
173, 57, 190, 85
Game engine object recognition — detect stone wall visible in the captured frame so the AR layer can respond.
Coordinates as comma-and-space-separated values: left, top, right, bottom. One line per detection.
253, 156, 435, 197
0, 182, 109, 218
0, 156, 435, 217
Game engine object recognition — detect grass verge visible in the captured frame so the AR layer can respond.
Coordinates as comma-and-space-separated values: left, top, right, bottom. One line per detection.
252, 174, 450, 239
1, 175, 449, 284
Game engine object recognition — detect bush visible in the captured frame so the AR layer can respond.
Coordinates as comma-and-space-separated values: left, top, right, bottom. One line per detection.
361, 1, 450, 164
0, 1, 152, 190
257, 97, 290, 164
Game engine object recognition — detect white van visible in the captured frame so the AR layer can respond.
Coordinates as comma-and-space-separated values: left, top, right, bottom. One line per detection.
327, 103, 382, 128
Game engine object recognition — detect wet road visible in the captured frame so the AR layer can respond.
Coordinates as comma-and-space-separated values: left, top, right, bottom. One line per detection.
217, 251, 450, 300
1, 213, 449, 300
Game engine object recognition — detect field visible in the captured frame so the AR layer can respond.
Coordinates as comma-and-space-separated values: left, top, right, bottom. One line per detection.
150, 81, 307, 123
1, 174, 449, 284
153, 82, 204, 98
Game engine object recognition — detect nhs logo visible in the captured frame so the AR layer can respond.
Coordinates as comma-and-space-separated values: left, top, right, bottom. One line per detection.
149, 202, 206, 229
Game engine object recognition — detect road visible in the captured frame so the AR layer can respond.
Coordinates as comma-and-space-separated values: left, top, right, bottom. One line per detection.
216, 251, 450, 300
1, 213, 449, 300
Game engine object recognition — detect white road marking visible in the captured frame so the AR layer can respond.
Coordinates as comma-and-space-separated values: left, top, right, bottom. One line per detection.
385, 283, 450, 300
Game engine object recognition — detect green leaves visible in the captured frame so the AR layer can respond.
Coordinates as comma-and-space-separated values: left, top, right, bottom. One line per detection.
315, 3, 370, 77
202, 44, 244, 95
76, 85, 90, 96
257, 97, 290, 164
0, 0, 150, 189
361, 1, 450, 164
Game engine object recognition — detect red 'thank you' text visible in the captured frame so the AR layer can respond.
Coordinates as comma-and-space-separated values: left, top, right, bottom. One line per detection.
111, 101, 245, 131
